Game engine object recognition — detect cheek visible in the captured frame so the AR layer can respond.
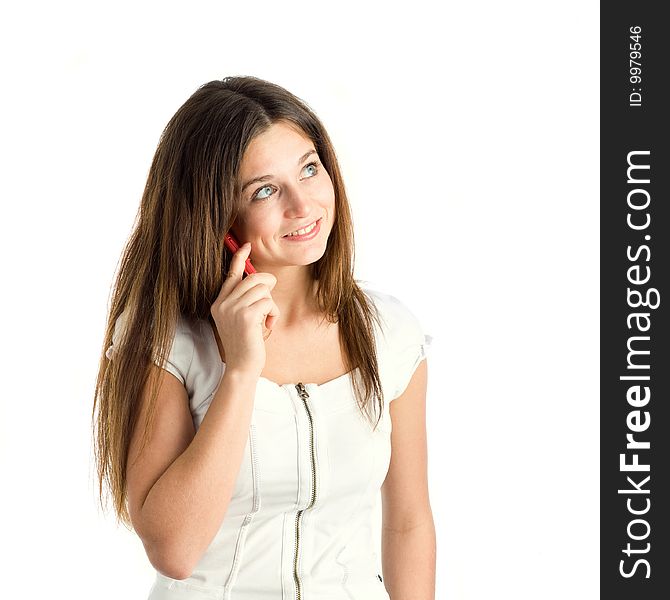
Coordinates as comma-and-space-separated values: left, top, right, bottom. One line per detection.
235, 210, 282, 241
317, 178, 336, 209
231, 213, 259, 241
229, 215, 248, 239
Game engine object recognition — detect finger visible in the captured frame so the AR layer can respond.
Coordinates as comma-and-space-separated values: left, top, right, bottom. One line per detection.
249, 297, 281, 325
264, 313, 278, 330
263, 301, 280, 332
230, 242, 252, 277
233, 281, 276, 307
226, 272, 277, 302
268, 299, 280, 318
217, 242, 252, 299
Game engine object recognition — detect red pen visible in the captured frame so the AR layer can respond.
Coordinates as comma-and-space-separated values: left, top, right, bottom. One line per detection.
224, 233, 257, 276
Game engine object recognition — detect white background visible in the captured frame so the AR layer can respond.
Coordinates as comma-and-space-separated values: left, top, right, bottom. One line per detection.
0, 1, 599, 598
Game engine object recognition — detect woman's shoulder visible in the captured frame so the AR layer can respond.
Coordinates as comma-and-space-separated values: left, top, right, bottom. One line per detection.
357, 280, 432, 399
106, 308, 198, 385
107, 308, 194, 347
357, 280, 426, 342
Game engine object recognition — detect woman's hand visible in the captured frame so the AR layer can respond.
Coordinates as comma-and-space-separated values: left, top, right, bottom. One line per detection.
210, 242, 280, 377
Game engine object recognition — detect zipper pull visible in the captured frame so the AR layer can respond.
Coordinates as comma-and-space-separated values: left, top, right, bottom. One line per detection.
296, 382, 309, 398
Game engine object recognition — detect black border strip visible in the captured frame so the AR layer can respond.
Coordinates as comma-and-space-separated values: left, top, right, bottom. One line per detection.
601, 3, 669, 595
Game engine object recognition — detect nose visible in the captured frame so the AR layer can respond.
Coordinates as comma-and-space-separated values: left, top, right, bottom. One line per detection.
283, 185, 313, 218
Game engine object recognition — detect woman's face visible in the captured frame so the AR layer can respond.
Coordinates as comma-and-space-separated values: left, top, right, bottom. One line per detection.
230, 121, 336, 271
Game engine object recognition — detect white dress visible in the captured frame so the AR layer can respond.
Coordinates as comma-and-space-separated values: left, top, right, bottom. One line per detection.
106, 283, 432, 600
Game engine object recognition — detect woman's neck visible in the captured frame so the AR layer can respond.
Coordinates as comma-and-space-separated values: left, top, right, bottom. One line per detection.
255, 264, 319, 327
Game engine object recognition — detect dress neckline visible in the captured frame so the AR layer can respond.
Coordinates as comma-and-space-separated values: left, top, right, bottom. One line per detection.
203, 318, 357, 389
257, 370, 357, 389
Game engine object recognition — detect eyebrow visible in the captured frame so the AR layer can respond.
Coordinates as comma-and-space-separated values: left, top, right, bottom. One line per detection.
241, 149, 318, 193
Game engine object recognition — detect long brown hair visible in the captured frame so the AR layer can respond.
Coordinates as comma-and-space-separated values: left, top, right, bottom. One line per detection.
91, 76, 384, 528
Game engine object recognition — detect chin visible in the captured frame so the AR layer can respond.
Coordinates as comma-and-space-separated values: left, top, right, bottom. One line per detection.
291, 245, 328, 267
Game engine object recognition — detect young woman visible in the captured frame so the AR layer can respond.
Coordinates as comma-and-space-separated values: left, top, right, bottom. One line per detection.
93, 76, 435, 599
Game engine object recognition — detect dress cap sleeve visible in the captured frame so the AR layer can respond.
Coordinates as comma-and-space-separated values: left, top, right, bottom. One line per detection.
370, 291, 431, 400
105, 310, 194, 386
359, 283, 432, 401
393, 308, 432, 399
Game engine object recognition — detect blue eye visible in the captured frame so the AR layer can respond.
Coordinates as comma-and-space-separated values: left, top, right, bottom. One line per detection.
254, 185, 274, 201
303, 161, 319, 177
251, 160, 320, 202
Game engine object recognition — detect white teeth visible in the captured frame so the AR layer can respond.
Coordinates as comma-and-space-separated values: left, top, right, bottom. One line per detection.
285, 219, 318, 237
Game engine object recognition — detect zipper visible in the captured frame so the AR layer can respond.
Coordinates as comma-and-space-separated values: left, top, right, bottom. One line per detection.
293, 382, 317, 600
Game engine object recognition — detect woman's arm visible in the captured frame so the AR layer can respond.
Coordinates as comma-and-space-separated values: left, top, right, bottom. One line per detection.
381, 359, 436, 600
127, 366, 258, 580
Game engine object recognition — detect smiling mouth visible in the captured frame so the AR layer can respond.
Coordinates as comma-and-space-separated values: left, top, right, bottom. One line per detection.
282, 218, 321, 238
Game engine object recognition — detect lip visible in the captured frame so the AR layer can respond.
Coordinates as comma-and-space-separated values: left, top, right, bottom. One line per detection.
282, 217, 322, 241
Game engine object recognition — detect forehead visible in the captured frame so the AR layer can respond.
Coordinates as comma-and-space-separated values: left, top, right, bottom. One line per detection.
240, 121, 315, 174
